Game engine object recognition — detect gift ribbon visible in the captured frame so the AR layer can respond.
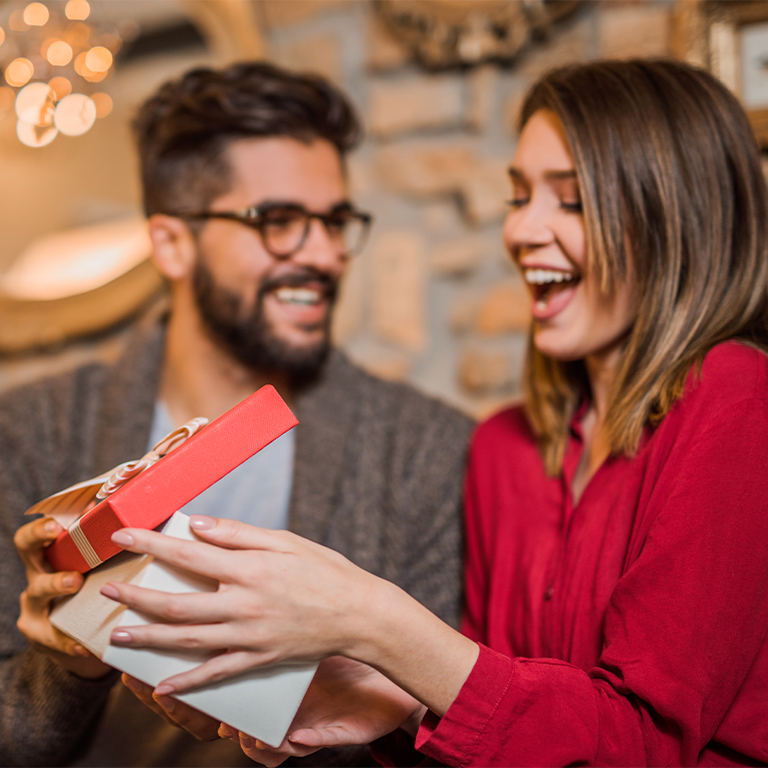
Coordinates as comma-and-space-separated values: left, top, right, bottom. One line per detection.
71, 416, 208, 568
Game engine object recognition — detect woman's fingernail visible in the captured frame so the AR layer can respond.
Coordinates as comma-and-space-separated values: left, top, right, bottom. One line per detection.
254, 740, 265, 750
112, 530, 134, 547
111, 629, 133, 644
157, 696, 175, 713
73, 644, 90, 657
189, 515, 217, 531
124, 676, 143, 692
44, 519, 58, 534
62, 574, 76, 589
240, 735, 254, 749
220, 725, 234, 739
154, 683, 174, 696
100, 583, 120, 599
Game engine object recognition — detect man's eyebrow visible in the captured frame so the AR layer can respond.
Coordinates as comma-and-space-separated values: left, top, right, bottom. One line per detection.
247, 199, 355, 211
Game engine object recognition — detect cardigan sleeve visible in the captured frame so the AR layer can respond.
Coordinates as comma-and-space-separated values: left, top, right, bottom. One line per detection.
416, 392, 768, 767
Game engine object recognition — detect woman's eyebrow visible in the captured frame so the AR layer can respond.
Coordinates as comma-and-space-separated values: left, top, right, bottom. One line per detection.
508, 168, 577, 181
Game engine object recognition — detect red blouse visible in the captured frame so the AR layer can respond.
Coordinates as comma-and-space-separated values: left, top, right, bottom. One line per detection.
416, 342, 768, 766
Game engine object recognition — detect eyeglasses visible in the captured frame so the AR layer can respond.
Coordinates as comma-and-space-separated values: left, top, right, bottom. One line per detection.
171, 202, 373, 259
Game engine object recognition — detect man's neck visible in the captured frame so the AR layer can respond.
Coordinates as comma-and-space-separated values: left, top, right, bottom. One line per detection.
159, 305, 293, 427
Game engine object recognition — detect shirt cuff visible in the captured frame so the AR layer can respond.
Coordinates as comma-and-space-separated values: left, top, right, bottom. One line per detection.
415, 643, 515, 766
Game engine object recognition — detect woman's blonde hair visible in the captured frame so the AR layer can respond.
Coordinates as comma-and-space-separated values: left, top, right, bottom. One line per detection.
518, 59, 768, 475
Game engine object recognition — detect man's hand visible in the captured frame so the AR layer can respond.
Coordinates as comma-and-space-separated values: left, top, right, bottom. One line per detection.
219, 657, 423, 768
121, 674, 221, 741
14, 516, 111, 678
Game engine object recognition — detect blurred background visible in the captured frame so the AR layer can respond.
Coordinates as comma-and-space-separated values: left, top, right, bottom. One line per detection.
0, 0, 764, 417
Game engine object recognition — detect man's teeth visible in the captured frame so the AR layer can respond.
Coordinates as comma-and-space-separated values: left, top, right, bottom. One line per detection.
524, 269, 575, 285
273, 287, 322, 306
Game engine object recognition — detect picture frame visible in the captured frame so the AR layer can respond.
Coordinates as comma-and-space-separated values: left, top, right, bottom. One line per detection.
680, 0, 768, 146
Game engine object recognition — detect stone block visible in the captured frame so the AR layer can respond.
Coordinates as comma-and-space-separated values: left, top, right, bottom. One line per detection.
346, 340, 412, 382
505, 89, 526, 135
430, 234, 493, 277
462, 159, 511, 225
599, 6, 671, 59
421, 202, 460, 235
474, 279, 530, 335
450, 292, 478, 333
331, 255, 364, 345
368, 76, 464, 138
366, 13, 410, 71
458, 345, 513, 393
468, 65, 499, 131
371, 231, 427, 351
259, 1, 352, 28
271, 33, 342, 83
376, 142, 476, 197
518, 15, 592, 80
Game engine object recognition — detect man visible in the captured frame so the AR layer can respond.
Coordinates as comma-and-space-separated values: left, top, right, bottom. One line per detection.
0, 63, 473, 767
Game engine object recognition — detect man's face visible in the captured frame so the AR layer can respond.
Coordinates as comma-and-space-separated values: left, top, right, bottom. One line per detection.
191, 137, 350, 383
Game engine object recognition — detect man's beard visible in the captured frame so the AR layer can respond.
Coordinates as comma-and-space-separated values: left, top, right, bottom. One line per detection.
192, 258, 337, 388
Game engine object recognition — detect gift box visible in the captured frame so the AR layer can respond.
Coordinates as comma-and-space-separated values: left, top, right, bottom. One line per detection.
51, 511, 318, 748
27, 385, 298, 573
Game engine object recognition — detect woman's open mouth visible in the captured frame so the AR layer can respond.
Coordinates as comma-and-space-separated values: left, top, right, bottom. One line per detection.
523, 268, 580, 318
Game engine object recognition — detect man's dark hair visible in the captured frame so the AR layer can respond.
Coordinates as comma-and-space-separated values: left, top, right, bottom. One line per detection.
133, 61, 362, 217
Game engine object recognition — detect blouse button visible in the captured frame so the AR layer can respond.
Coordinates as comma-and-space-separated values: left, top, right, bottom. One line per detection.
544, 585, 554, 600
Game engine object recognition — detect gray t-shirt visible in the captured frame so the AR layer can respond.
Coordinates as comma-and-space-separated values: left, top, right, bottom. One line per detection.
147, 401, 295, 530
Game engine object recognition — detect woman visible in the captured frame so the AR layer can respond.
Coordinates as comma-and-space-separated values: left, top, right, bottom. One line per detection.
100, 59, 768, 766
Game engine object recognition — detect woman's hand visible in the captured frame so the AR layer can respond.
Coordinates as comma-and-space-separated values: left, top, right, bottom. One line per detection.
100, 516, 383, 692
100, 515, 479, 718
14, 516, 111, 679
219, 656, 425, 768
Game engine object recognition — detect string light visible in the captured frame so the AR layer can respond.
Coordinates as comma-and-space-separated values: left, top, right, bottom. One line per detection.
65, 0, 91, 22
23, 3, 50, 27
0, 1, 121, 146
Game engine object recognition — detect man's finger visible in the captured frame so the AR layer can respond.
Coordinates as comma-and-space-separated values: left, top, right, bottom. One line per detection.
24, 570, 82, 608
122, 675, 180, 728
153, 694, 221, 741
14, 517, 62, 570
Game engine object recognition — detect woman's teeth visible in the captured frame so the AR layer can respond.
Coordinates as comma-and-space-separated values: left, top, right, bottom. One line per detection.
274, 287, 322, 306
524, 269, 576, 285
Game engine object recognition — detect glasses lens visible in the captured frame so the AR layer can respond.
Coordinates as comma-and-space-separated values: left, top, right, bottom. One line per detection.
260, 207, 309, 257
325, 212, 368, 257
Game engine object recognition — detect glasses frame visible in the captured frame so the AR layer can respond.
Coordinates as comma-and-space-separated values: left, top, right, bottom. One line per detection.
170, 202, 373, 260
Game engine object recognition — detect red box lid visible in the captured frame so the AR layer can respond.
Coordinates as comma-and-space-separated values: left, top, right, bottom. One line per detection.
45, 385, 297, 573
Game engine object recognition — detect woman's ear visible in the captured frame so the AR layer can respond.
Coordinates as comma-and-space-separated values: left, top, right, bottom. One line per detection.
148, 215, 197, 280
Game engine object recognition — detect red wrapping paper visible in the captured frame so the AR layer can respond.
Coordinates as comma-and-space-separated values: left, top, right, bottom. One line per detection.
45, 385, 297, 573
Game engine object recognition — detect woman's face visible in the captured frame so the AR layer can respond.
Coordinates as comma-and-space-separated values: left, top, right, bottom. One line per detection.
503, 109, 636, 364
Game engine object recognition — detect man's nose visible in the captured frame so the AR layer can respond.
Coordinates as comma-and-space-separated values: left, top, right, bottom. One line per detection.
292, 217, 346, 273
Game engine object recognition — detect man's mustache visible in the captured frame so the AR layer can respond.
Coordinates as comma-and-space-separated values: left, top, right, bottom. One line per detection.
258, 269, 339, 303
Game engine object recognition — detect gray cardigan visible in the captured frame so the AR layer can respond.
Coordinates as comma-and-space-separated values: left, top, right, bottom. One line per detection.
0, 320, 473, 767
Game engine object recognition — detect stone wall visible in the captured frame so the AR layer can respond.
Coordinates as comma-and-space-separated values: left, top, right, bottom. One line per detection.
258, 0, 674, 417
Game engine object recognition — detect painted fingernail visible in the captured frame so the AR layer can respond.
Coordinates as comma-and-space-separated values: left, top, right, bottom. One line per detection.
111, 629, 133, 644
112, 530, 134, 547
190, 515, 217, 531
154, 683, 174, 696
124, 676, 143, 692
44, 519, 58, 534
157, 696, 175, 713
100, 583, 120, 599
